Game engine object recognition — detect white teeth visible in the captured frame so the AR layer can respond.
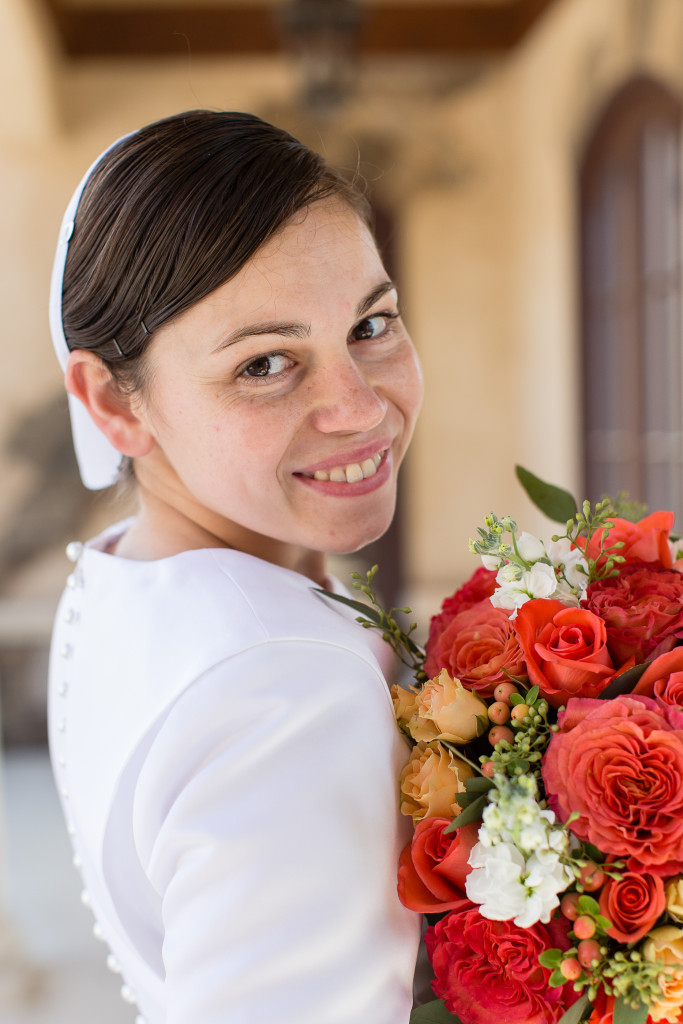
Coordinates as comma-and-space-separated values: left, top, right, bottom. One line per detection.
345, 463, 364, 484
306, 450, 385, 483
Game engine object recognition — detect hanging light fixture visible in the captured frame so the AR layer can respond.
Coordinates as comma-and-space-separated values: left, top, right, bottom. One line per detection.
279, 0, 363, 112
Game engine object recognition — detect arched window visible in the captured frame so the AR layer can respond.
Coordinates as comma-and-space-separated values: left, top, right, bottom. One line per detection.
580, 77, 682, 514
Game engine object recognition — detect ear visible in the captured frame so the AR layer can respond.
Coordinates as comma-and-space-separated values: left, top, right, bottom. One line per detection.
65, 350, 155, 458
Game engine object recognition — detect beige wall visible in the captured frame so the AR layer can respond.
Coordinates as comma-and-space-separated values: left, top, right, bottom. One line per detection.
2, 0, 683, 621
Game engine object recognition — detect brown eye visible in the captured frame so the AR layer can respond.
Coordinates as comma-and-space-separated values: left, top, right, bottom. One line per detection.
242, 354, 290, 378
352, 315, 388, 341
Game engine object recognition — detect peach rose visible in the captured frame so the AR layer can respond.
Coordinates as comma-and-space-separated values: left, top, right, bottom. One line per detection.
426, 599, 526, 698
399, 741, 473, 822
667, 878, 683, 924
634, 649, 683, 710
397, 816, 479, 912
643, 927, 683, 1024
512, 599, 616, 708
598, 870, 666, 943
425, 568, 498, 679
391, 683, 419, 726
580, 511, 674, 569
407, 669, 488, 744
542, 695, 683, 874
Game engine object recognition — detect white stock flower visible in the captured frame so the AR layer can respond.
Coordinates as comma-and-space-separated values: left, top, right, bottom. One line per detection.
466, 841, 572, 928
546, 537, 589, 597
481, 554, 501, 571
490, 561, 558, 611
516, 532, 547, 563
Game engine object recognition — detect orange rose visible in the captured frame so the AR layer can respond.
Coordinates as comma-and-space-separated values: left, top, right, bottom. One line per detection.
425, 568, 497, 679
397, 816, 478, 912
598, 870, 666, 943
408, 670, 488, 744
391, 683, 419, 727
399, 741, 473, 822
580, 511, 674, 569
634, 648, 683, 711
513, 599, 616, 707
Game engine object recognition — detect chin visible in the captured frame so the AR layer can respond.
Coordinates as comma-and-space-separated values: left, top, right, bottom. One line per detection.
322, 513, 395, 556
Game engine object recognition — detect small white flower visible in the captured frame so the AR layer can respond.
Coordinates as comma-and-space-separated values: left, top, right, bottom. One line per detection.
546, 537, 589, 596
490, 561, 558, 612
466, 843, 529, 921
516, 532, 547, 563
481, 554, 501, 571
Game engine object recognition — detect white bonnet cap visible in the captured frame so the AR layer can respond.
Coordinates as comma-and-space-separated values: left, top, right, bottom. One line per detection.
49, 133, 135, 490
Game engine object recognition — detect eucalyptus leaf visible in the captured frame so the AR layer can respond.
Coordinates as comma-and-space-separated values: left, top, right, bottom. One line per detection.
312, 588, 382, 623
515, 465, 578, 524
614, 996, 649, 1024
454, 791, 482, 808
556, 993, 592, 1024
410, 1000, 462, 1023
598, 662, 648, 700
444, 794, 487, 831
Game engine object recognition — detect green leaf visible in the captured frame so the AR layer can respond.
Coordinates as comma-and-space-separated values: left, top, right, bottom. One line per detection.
577, 895, 600, 916
444, 794, 487, 831
538, 949, 563, 970
464, 776, 495, 793
525, 684, 540, 704
557, 994, 592, 1024
549, 968, 567, 988
581, 842, 605, 863
510, 692, 526, 706
312, 588, 382, 623
614, 996, 649, 1024
598, 662, 648, 700
410, 999, 462, 1023
515, 465, 578, 524
454, 791, 483, 808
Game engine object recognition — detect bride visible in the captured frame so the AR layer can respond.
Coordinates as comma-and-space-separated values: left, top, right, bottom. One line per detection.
48, 109, 423, 1023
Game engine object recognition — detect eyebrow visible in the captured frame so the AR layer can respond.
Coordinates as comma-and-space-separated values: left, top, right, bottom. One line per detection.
211, 280, 397, 353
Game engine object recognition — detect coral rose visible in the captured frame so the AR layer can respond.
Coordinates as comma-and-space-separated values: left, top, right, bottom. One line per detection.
391, 683, 419, 728
425, 898, 578, 1024
425, 568, 498, 680
580, 511, 674, 570
397, 817, 479, 912
399, 741, 473, 822
407, 670, 488, 744
634, 648, 683, 710
425, 599, 526, 698
512, 599, 616, 707
598, 870, 666, 943
583, 564, 683, 663
643, 927, 683, 1024
542, 695, 683, 874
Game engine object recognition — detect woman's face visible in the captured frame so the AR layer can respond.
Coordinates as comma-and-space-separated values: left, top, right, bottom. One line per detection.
135, 197, 423, 563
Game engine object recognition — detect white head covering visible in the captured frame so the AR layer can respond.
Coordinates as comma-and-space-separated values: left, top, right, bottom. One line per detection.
49, 134, 136, 490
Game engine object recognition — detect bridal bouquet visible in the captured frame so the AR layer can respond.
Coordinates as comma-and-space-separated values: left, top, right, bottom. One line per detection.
334, 468, 683, 1024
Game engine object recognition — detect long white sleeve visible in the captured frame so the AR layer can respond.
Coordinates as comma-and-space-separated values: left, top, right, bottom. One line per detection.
131, 639, 419, 1024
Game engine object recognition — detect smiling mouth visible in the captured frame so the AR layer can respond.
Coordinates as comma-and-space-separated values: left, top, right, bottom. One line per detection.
300, 450, 385, 484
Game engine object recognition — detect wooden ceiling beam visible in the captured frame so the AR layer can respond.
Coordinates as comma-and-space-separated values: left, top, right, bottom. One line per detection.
44, 0, 559, 58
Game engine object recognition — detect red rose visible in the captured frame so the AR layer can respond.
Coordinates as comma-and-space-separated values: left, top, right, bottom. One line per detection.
425, 898, 578, 1024
580, 511, 674, 569
543, 694, 683, 874
583, 564, 683, 663
598, 870, 666, 943
425, 599, 526, 697
634, 648, 683, 709
512, 600, 617, 708
425, 568, 497, 679
397, 817, 478, 912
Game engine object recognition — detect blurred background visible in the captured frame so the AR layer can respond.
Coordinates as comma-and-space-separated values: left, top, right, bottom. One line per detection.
1, 0, 682, 1018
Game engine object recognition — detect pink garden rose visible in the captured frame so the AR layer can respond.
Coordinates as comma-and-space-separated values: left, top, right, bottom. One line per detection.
543, 694, 683, 874
582, 564, 683, 663
425, 898, 578, 1024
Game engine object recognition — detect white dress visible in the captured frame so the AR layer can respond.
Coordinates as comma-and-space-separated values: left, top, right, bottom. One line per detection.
48, 522, 420, 1024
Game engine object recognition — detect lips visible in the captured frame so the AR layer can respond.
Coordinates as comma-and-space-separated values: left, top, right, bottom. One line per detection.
296, 441, 390, 480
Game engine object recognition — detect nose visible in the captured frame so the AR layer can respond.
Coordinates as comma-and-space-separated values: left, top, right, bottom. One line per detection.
309, 356, 388, 435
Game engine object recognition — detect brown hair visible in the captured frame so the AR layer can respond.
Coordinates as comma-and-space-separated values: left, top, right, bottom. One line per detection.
62, 109, 370, 394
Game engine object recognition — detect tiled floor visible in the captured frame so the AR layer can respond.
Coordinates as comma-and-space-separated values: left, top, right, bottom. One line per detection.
2, 747, 133, 1024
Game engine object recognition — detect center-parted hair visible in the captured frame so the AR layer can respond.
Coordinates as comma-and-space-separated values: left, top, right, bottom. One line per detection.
62, 109, 370, 384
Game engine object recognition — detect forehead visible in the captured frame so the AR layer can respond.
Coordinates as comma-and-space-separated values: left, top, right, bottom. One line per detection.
153, 198, 386, 354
